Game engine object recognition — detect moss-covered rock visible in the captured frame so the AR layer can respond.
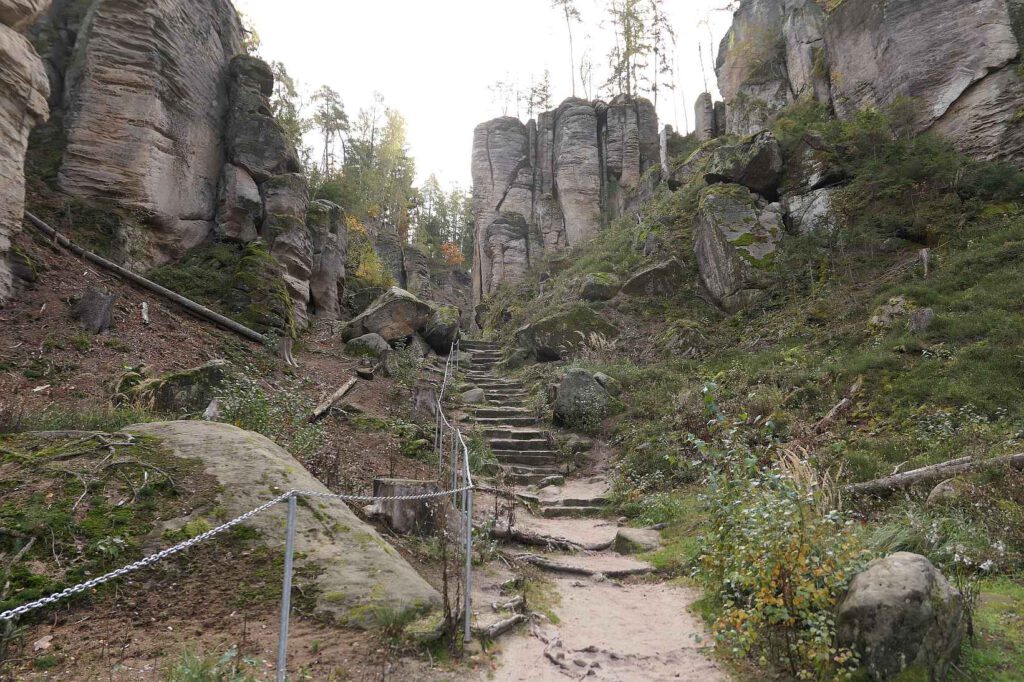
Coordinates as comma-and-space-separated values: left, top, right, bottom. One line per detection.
123, 360, 230, 414
421, 304, 461, 354
579, 272, 621, 301
226, 241, 294, 335
515, 305, 619, 361
703, 130, 784, 198
553, 368, 611, 429
620, 258, 685, 297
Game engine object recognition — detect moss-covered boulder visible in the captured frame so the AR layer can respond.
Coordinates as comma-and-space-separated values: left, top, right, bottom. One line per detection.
516, 305, 620, 361
341, 287, 432, 343
704, 131, 784, 198
421, 304, 461, 354
553, 368, 611, 429
345, 333, 391, 358
613, 527, 661, 554
579, 272, 621, 301
837, 552, 966, 681
123, 360, 230, 414
694, 183, 783, 313
620, 258, 685, 297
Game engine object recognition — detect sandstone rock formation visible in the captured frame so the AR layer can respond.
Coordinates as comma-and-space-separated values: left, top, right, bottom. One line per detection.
516, 306, 619, 361
694, 184, 783, 312
342, 287, 433, 343
713, 0, 1024, 165
0, 0, 49, 302
471, 96, 659, 305
837, 552, 966, 681
127, 421, 440, 623
51, 0, 244, 269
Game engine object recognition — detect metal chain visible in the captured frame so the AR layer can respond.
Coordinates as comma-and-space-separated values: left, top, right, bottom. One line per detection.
0, 490, 293, 622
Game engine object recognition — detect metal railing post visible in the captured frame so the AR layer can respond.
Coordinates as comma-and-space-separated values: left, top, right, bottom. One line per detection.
463, 462, 473, 644
276, 493, 298, 682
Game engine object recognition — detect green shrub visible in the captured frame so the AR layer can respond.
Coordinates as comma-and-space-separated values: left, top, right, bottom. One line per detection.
217, 370, 323, 460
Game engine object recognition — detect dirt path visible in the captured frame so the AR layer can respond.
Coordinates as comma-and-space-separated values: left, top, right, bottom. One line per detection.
459, 341, 727, 681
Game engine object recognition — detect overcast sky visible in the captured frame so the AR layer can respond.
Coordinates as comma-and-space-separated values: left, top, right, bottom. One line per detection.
234, 0, 734, 188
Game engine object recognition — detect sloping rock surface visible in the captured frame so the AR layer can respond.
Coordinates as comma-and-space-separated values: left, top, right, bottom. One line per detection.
127, 421, 441, 624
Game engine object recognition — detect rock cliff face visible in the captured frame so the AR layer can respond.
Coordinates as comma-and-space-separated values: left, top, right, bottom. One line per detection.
714, 0, 1024, 165
48, 0, 244, 269
471, 96, 659, 305
0, 0, 50, 302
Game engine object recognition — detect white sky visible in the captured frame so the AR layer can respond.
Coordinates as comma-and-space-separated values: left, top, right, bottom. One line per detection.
234, 0, 734, 188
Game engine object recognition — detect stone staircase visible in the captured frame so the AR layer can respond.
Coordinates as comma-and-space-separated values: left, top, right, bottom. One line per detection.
457, 340, 565, 487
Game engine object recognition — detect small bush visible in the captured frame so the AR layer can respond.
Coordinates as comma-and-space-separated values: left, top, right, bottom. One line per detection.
217, 370, 323, 460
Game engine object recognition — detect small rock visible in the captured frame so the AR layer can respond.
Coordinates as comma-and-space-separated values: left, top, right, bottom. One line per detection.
345, 333, 391, 358
553, 368, 612, 428
73, 288, 117, 334
461, 388, 487, 404
537, 475, 565, 487
909, 307, 935, 333
869, 296, 909, 329
356, 367, 375, 380
593, 372, 622, 397
926, 478, 970, 508
613, 527, 661, 555
579, 273, 621, 302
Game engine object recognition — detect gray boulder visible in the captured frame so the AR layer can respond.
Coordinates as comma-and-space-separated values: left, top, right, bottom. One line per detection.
345, 333, 390, 358
342, 287, 433, 343
421, 304, 460, 354
461, 388, 487, 405
837, 552, 966, 681
694, 184, 783, 312
621, 258, 685, 297
783, 187, 838, 234
124, 360, 229, 413
613, 527, 661, 555
516, 306, 619, 362
579, 273, 621, 301
553, 368, 611, 429
73, 288, 117, 333
127, 421, 440, 624
593, 372, 622, 397
909, 308, 935, 334
704, 131, 784, 198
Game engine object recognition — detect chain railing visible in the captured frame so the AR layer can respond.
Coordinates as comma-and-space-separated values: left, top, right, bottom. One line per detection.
0, 337, 475, 680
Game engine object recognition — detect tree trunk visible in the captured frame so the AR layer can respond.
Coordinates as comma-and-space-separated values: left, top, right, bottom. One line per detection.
844, 453, 1024, 498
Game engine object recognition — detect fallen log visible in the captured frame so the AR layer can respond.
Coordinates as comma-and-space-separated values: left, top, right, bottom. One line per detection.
308, 377, 358, 422
814, 376, 863, 434
844, 453, 1024, 498
25, 211, 266, 345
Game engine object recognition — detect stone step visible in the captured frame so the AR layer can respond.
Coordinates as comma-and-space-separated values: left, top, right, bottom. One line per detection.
544, 497, 609, 507
471, 416, 538, 427
482, 429, 549, 440
493, 450, 560, 465
470, 406, 532, 418
539, 505, 607, 519
488, 438, 551, 451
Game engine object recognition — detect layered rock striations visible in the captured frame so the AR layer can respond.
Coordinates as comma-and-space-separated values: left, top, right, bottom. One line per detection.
471, 96, 659, 305
0, 0, 50, 302
713, 0, 1024, 165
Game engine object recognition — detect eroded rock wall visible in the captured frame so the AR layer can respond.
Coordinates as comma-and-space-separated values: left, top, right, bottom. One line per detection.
471, 96, 659, 305
53, 0, 243, 269
0, 0, 50, 302
714, 0, 1024, 165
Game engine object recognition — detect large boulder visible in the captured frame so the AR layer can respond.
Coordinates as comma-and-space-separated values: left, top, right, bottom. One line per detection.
553, 368, 611, 428
342, 287, 433, 343
53, 0, 244, 269
127, 421, 440, 624
345, 333, 390, 358
620, 259, 685, 297
421, 304, 460, 354
0, 8, 49, 300
782, 186, 838, 234
704, 131, 784, 198
515, 306, 619, 362
124, 360, 229, 413
837, 552, 966, 681
694, 184, 783, 312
